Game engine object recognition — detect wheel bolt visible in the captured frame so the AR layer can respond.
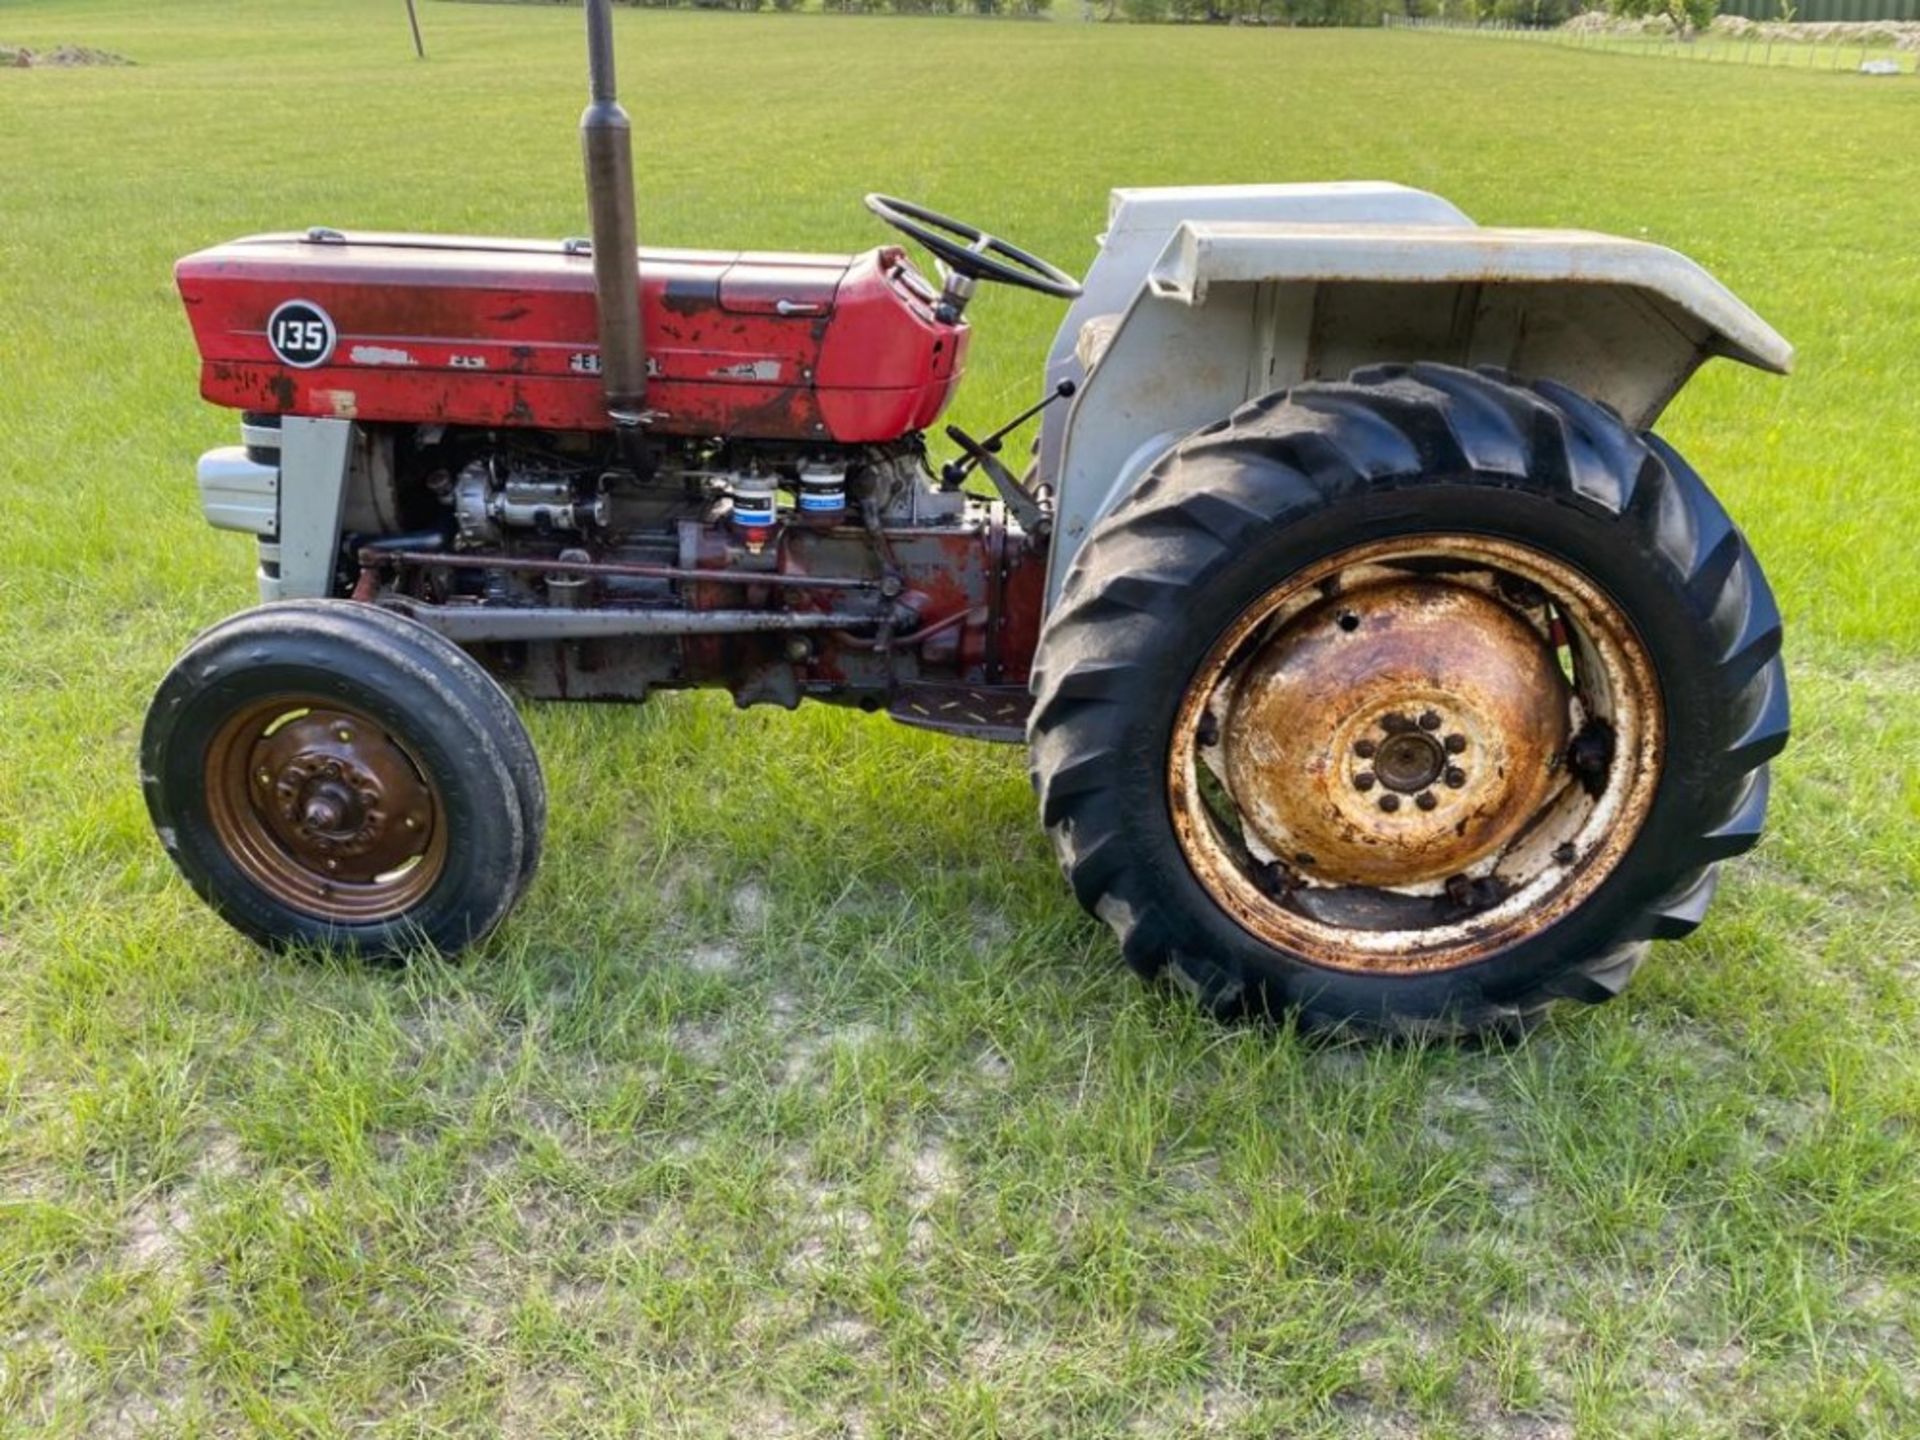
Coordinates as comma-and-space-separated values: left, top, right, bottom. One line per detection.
1354, 739, 1377, 759
1444, 733, 1467, 754
1416, 791, 1437, 811
325, 859, 338, 872
404, 816, 418, 830
1419, 710, 1441, 731
1196, 711, 1220, 747
1553, 842, 1577, 865
1378, 794, 1400, 813
1380, 713, 1414, 734
336, 728, 353, 743
1354, 772, 1376, 792
257, 769, 271, 786
1444, 766, 1467, 788
1337, 611, 1360, 633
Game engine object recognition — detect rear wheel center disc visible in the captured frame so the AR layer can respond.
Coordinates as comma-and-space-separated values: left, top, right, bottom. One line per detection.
1170, 536, 1664, 975
1219, 577, 1571, 888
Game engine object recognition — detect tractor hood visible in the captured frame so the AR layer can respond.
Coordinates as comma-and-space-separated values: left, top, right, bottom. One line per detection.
175, 230, 968, 442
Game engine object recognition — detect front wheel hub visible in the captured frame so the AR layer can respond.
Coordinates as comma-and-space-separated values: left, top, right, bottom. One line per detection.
1222, 578, 1570, 888
206, 700, 446, 921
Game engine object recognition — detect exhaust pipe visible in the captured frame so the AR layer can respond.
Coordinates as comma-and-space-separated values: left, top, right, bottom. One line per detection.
580, 0, 648, 426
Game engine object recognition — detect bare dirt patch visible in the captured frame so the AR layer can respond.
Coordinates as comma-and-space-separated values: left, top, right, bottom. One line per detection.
730, 880, 769, 929
3, 44, 134, 69
683, 939, 741, 976
122, 1191, 191, 1272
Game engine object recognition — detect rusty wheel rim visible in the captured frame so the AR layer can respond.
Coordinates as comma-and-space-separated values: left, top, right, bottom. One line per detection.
205, 696, 447, 924
1168, 535, 1662, 974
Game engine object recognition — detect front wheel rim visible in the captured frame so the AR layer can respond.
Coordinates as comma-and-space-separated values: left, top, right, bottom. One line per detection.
1167, 534, 1663, 975
204, 696, 448, 924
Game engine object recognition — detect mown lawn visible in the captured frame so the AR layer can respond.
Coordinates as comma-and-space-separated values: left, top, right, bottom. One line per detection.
1, 1, 1916, 1435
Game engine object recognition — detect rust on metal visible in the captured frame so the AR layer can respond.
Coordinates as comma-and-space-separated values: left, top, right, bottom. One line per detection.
1220, 578, 1569, 888
887, 681, 1031, 742
1167, 534, 1663, 975
359, 547, 879, 592
204, 697, 446, 922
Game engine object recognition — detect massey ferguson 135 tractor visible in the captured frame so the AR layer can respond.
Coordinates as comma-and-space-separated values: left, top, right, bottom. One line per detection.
143, 1, 1792, 1036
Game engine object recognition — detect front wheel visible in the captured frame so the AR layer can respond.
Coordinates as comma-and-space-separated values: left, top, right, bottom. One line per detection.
142, 600, 545, 958
1029, 364, 1788, 1037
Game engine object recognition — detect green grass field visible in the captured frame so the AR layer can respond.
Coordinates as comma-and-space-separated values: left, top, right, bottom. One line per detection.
2, 1, 1917, 1434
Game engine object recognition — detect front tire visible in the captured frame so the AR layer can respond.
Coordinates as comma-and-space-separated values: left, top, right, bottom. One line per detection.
142, 600, 545, 958
1028, 364, 1788, 1037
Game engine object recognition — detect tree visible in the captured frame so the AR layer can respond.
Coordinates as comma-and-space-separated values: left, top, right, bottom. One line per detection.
1610, 0, 1718, 36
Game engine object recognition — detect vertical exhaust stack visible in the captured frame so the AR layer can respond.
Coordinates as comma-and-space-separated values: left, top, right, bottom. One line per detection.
580, 0, 648, 426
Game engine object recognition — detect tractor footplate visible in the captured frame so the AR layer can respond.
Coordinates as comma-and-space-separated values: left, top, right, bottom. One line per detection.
888, 683, 1031, 743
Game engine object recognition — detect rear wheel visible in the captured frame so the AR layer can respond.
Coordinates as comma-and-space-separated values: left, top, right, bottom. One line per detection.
1028, 364, 1787, 1036
143, 600, 545, 958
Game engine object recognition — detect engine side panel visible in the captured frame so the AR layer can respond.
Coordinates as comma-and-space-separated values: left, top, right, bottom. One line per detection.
176, 234, 967, 443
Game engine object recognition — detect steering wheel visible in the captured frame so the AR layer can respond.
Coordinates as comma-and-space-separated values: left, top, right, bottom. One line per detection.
864, 194, 1083, 302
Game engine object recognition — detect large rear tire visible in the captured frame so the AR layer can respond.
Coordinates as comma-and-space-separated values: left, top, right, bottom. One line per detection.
142, 600, 546, 958
1028, 364, 1787, 1037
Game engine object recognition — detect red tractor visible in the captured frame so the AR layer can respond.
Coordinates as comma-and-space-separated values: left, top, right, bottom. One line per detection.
144, 1, 1792, 1035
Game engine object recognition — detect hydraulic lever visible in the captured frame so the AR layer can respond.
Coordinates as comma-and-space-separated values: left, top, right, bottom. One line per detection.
940, 379, 1077, 535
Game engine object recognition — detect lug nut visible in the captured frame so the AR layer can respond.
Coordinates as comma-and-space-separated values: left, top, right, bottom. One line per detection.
1380, 713, 1414, 734
1444, 766, 1467, 788
1553, 842, 1577, 865
1196, 711, 1220, 747
1444, 733, 1467, 754
1337, 611, 1360, 632
336, 728, 353, 743
1416, 791, 1437, 811
1378, 794, 1400, 813
1419, 710, 1441, 731
1354, 739, 1377, 759
1354, 772, 1376, 792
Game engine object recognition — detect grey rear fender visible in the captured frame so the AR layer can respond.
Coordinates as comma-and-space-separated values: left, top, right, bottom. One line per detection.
1035, 184, 1792, 607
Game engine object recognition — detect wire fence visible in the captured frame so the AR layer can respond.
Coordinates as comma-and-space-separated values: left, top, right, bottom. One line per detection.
1383, 15, 1919, 74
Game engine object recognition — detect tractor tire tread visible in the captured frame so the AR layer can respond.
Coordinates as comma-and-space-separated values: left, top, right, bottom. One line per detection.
1027, 363, 1786, 1037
